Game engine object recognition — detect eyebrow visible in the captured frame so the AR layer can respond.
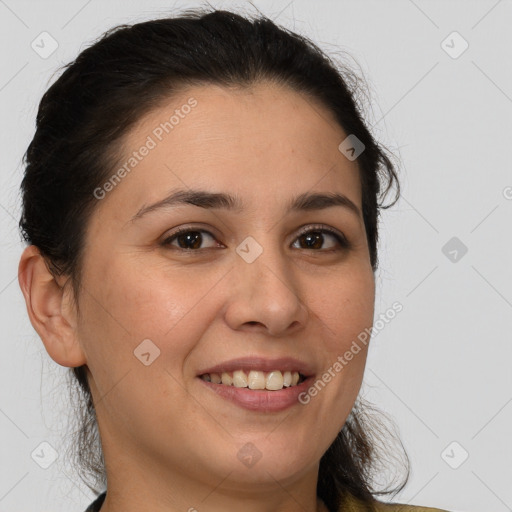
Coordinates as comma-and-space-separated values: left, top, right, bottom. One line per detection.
129, 189, 361, 223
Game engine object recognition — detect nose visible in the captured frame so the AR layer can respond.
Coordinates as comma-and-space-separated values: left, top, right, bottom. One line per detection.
223, 240, 309, 337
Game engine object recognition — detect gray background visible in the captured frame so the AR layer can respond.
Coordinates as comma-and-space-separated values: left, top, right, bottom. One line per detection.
1, 1, 511, 511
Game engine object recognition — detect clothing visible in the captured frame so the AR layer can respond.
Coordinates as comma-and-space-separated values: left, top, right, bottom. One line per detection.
338, 492, 450, 511
84, 491, 105, 512
84, 490, 450, 511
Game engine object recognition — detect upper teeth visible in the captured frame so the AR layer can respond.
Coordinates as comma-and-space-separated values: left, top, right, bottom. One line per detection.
201, 370, 302, 390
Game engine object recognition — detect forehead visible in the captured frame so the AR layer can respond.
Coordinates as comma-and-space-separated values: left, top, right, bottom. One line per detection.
127, 80, 352, 157
98, 81, 362, 220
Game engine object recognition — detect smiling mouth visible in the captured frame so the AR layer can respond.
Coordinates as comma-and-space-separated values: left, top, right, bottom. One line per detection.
199, 370, 306, 391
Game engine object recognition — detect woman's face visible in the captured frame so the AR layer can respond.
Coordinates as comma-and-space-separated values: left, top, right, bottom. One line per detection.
74, 82, 375, 496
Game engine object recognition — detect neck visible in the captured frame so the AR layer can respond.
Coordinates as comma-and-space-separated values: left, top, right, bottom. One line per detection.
98, 449, 326, 512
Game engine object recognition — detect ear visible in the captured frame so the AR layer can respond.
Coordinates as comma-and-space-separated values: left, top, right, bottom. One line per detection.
18, 245, 86, 367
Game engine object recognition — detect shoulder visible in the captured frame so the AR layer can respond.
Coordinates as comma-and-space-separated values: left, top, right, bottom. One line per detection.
340, 493, 451, 512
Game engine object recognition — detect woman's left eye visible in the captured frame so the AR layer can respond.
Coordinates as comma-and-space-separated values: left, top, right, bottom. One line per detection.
292, 227, 348, 251
161, 225, 349, 252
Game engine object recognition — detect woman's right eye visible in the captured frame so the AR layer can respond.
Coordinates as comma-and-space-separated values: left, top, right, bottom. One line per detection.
161, 228, 220, 251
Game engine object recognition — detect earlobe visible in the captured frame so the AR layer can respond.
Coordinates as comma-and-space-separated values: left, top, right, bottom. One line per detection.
18, 245, 87, 368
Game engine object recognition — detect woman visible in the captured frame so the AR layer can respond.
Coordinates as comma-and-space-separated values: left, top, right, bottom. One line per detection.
17, 7, 451, 512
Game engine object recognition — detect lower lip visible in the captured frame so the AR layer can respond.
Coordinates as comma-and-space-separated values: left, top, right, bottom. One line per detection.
197, 377, 314, 412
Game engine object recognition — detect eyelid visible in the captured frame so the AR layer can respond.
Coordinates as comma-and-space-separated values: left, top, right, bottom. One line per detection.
295, 223, 346, 240
162, 224, 219, 240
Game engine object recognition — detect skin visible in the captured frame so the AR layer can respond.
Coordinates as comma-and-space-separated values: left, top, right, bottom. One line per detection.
18, 81, 375, 512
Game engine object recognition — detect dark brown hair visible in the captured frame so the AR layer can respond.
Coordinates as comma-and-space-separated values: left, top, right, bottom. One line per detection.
19, 6, 409, 511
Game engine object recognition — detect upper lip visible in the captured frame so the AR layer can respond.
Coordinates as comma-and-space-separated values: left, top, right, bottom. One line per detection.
197, 356, 315, 377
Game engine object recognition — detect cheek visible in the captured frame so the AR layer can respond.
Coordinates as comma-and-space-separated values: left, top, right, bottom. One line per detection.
307, 266, 374, 408
76, 259, 214, 431
77, 254, 225, 374
312, 267, 375, 346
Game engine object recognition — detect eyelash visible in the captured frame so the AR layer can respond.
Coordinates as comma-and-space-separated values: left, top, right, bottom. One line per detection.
160, 224, 351, 253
